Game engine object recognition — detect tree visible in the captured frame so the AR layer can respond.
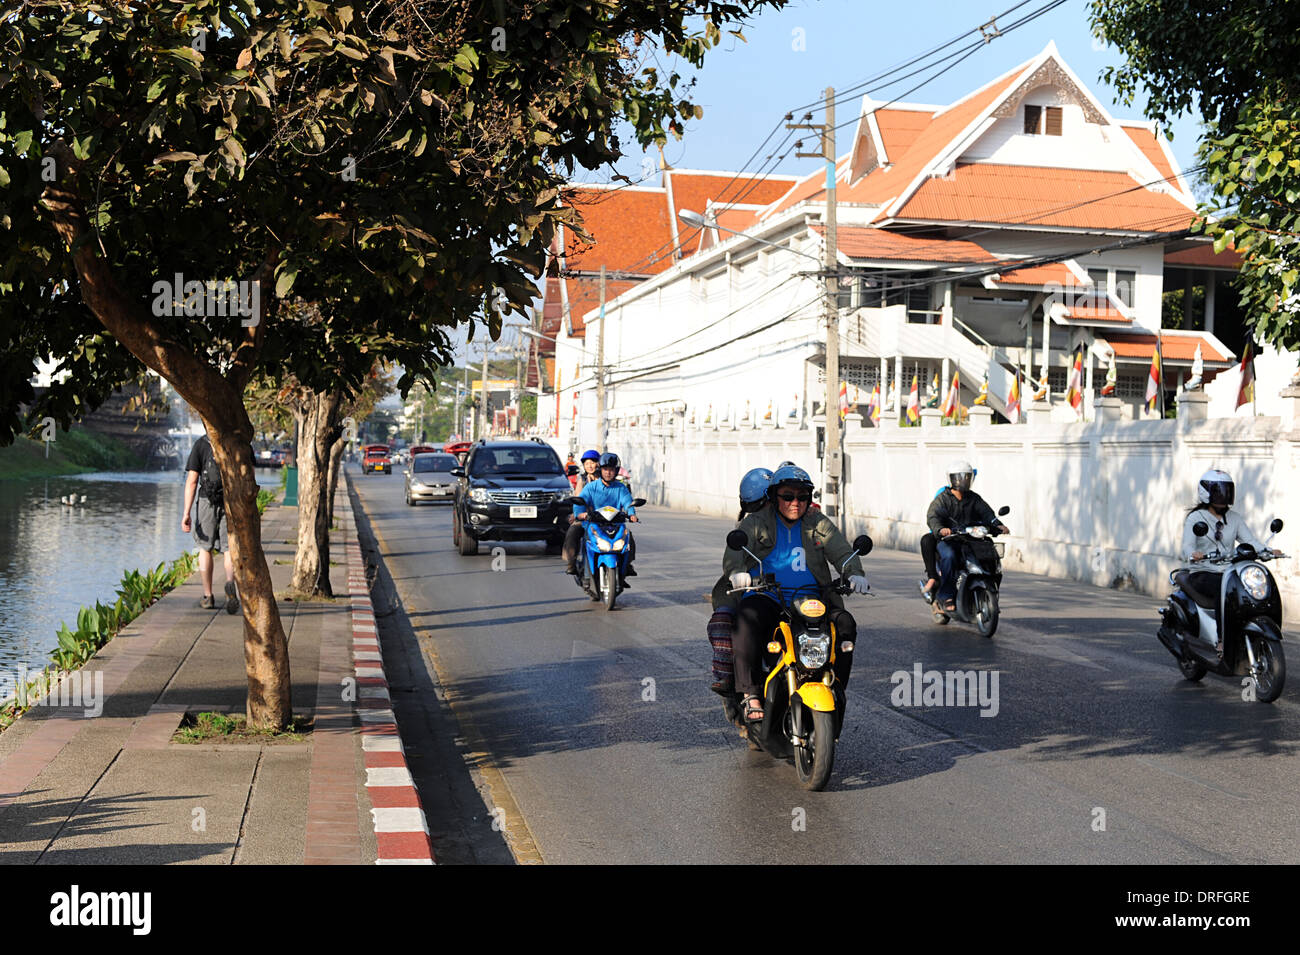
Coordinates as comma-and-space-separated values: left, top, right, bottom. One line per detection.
1, 0, 786, 726
1091, 1, 1300, 349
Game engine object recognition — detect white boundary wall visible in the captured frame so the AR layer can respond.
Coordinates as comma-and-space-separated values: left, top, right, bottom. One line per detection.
608, 389, 1300, 619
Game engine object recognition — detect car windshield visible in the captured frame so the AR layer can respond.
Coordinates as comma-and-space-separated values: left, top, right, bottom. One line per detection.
413, 454, 456, 473
470, 448, 563, 476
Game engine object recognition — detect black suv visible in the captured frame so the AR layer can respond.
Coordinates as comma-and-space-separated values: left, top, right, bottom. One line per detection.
451, 439, 577, 555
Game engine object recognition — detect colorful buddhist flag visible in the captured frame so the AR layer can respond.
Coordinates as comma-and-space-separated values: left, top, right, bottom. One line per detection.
1145, 337, 1162, 413
867, 383, 881, 424
838, 380, 849, 421
941, 369, 961, 419
1006, 373, 1022, 424
1235, 340, 1256, 411
1064, 344, 1085, 415
906, 374, 921, 425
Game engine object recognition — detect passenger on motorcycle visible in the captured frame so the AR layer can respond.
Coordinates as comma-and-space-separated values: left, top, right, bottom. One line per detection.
563, 452, 638, 578
578, 449, 601, 489
722, 465, 869, 725
707, 468, 774, 713
928, 461, 1008, 619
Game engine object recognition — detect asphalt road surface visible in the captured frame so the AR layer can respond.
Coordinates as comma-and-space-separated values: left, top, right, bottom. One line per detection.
351, 466, 1300, 864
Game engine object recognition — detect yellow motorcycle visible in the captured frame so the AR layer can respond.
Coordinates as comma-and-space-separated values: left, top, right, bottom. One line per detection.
725, 529, 872, 791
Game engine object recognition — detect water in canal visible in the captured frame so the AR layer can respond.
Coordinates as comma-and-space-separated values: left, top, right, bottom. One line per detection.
0, 469, 223, 700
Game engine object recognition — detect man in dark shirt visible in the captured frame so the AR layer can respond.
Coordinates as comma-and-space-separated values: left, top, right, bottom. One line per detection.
926, 460, 1008, 614
182, 435, 238, 613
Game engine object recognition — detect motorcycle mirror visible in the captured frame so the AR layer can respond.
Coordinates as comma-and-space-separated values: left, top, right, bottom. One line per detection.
566, 464, 579, 476
852, 535, 873, 556
1192, 521, 1209, 538
726, 530, 749, 551
632, 498, 647, 507
998, 506, 1011, 516
1271, 518, 1284, 534
566, 496, 586, 507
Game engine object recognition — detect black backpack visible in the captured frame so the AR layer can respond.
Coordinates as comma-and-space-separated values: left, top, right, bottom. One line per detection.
197, 439, 224, 507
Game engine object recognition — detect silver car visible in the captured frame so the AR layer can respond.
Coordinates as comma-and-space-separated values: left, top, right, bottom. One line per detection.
405, 452, 459, 505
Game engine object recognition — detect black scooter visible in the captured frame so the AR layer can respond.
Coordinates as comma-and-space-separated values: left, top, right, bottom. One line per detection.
927, 506, 1011, 637
1158, 518, 1287, 702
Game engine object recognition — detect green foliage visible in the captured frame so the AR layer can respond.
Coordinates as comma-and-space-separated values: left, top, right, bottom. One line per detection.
1090, 1, 1300, 350
256, 487, 275, 514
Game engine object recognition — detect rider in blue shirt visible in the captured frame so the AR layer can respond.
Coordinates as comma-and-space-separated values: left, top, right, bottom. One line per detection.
563, 452, 639, 577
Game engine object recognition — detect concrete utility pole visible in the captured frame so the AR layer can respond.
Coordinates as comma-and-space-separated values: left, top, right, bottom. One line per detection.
790, 87, 840, 520
480, 341, 490, 440
597, 265, 606, 449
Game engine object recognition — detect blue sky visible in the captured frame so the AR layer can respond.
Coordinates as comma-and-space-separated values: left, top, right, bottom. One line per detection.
449, 0, 1203, 365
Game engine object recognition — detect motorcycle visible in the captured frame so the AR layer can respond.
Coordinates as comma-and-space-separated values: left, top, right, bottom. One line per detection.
569, 496, 645, 611
725, 528, 873, 791
929, 506, 1011, 637
1157, 517, 1287, 703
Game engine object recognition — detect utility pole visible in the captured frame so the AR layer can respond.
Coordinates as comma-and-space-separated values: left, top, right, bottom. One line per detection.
480, 341, 490, 440
789, 87, 840, 521
597, 265, 606, 450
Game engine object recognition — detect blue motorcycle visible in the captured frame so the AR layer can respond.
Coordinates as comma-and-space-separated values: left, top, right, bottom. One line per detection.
569, 496, 645, 610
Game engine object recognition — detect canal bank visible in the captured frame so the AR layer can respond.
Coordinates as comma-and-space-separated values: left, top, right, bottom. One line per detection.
0, 428, 147, 480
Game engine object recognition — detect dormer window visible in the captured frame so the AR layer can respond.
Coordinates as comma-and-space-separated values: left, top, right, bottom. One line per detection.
1024, 105, 1062, 136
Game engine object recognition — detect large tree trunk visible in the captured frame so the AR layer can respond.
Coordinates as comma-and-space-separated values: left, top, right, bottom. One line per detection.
290, 389, 342, 596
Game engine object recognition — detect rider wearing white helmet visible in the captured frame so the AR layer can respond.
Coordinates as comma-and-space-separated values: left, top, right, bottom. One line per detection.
926, 460, 1009, 620
1182, 469, 1264, 562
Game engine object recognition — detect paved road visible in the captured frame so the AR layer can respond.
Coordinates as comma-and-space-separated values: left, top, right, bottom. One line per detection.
352, 466, 1300, 864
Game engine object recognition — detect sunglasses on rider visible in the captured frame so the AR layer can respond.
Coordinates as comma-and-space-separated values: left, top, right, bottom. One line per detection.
777, 492, 812, 503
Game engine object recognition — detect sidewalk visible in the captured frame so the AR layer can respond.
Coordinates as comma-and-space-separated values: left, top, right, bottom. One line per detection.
0, 480, 432, 864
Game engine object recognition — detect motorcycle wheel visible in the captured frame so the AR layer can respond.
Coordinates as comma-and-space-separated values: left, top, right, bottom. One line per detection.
974, 589, 998, 638
601, 566, 617, 611
1177, 656, 1206, 682
1251, 637, 1286, 703
794, 708, 836, 792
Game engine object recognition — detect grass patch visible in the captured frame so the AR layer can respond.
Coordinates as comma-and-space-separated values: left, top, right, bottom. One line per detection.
0, 428, 146, 480
273, 558, 292, 565
173, 711, 311, 744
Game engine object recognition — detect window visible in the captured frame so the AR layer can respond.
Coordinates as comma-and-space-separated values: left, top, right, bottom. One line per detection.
1024, 105, 1042, 135
1044, 106, 1063, 136
470, 448, 562, 476
413, 454, 457, 473
1115, 270, 1136, 308
1048, 368, 1067, 393
1087, 268, 1107, 290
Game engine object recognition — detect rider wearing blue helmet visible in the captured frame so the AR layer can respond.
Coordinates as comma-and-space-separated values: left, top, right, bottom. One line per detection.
563, 451, 639, 579
578, 449, 601, 488
722, 464, 869, 726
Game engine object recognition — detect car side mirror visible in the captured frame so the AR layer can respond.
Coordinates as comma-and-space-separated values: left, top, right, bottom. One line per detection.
852, 535, 873, 556
1271, 518, 1284, 534
632, 498, 647, 507
726, 530, 749, 551
998, 506, 1011, 516
450, 467, 465, 478
567, 464, 579, 476
1193, 521, 1209, 538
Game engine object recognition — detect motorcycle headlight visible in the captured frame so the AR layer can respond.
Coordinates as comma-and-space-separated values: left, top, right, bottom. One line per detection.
1240, 564, 1269, 600
596, 537, 612, 552
970, 526, 988, 539
797, 632, 830, 669
469, 487, 490, 503
612, 538, 626, 551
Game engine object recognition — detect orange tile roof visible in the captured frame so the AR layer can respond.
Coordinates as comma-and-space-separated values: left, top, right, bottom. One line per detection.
561, 187, 674, 275
1164, 243, 1243, 269
812, 225, 991, 263
895, 164, 1196, 232
875, 108, 933, 162
990, 261, 1081, 287
667, 171, 796, 257
564, 276, 639, 335
1099, 331, 1231, 363
1120, 124, 1182, 193
1063, 303, 1131, 324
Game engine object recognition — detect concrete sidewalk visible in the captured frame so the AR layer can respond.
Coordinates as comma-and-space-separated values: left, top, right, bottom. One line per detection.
0, 481, 431, 864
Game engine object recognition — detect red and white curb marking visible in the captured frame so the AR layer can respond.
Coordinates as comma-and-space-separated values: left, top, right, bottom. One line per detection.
345, 501, 435, 865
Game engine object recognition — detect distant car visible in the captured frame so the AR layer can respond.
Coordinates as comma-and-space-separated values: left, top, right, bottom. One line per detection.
405, 452, 459, 505
254, 447, 282, 468
363, 444, 391, 475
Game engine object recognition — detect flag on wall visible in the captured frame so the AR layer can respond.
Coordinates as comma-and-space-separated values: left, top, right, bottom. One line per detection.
906, 374, 921, 425
1235, 340, 1256, 411
1064, 344, 1085, 415
838, 380, 849, 421
866, 383, 881, 424
1006, 373, 1022, 424
973, 372, 988, 406
1145, 337, 1162, 413
941, 369, 961, 419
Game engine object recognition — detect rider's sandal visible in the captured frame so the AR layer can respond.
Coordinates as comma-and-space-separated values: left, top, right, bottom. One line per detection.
932, 606, 949, 624
917, 579, 936, 604
741, 694, 764, 726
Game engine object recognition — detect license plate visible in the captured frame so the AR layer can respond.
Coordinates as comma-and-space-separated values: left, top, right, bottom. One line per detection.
509, 505, 537, 518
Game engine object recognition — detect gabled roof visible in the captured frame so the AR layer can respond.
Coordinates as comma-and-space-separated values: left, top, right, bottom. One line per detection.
985, 260, 1089, 289
813, 224, 990, 264
559, 185, 674, 275
1098, 330, 1233, 364
665, 169, 799, 258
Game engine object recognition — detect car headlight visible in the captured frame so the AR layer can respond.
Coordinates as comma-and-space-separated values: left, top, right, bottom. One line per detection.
596, 537, 612, 552
797, 632, 830, 669
469, 488, 490, 503
1240, 564, 1270, 600
554, 491, 570, 503
612, 538, 625, 551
